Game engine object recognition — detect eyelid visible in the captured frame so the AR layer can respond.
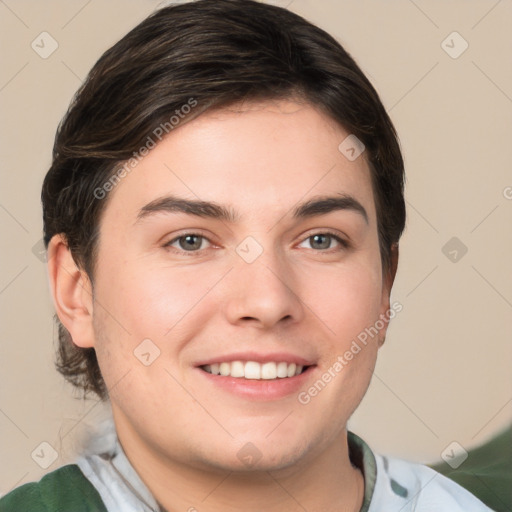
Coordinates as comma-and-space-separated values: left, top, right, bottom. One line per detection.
296, 229, 350, 250
162, 228, 351, 256
163, 230, 216, 254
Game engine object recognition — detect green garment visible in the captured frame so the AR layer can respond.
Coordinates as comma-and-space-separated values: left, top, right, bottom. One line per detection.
0, 464, 107, 512
429, 426, 512, 512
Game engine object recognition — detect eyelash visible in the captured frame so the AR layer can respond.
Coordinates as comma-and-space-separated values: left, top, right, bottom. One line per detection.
163, 230, 350, 256
300, 231, 350, 252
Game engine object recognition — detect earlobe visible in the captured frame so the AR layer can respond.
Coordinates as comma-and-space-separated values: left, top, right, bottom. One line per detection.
47, 234, 95, 348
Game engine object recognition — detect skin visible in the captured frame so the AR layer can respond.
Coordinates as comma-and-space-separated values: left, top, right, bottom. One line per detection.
49, 99, 398, 512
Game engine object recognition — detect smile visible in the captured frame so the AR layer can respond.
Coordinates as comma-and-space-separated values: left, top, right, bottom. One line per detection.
201, 361, 308, 380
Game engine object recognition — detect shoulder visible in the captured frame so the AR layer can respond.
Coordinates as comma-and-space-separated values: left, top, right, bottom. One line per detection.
370, 453, 494, 511
0, 464, 107, 512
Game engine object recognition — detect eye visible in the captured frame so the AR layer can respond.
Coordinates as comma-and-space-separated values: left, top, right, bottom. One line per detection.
165, 233, 212, 253
298, 232, 348, 251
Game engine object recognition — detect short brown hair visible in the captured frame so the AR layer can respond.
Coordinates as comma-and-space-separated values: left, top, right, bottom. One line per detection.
42, 0, 405, 400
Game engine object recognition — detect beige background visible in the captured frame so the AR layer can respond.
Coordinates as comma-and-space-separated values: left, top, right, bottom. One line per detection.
1, 0, 511, 494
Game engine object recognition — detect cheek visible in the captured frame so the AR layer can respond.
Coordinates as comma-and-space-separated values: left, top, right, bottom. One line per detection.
297, 263, 382, 425
301, 258, 383, 347
95, 258, 204, 335
92, 258, 229, 381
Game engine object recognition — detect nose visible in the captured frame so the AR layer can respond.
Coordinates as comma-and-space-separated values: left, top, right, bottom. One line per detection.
222, 244, 305, 329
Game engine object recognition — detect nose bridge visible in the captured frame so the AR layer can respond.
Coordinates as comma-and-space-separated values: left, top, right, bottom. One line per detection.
223, 235, 304, 328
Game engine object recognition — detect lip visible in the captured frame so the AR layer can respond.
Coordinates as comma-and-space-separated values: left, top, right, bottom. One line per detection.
194, 352, 317, 401
194, 351, 315, 367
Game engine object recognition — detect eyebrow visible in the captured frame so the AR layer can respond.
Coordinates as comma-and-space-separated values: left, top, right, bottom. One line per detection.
293, 194, 368, 224
136, 193, 368, 225
137, 196, 239, 223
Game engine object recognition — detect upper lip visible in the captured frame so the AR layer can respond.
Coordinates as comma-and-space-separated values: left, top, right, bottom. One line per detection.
195, 352, 315, 367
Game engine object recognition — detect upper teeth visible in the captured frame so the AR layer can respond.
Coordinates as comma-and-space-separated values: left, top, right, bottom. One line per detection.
202, 361, 304, 379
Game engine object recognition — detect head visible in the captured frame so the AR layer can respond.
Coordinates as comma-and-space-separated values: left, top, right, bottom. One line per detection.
44, 0, 405, 472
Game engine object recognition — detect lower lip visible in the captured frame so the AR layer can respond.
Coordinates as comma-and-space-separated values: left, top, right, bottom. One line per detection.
196, 366, 315, 400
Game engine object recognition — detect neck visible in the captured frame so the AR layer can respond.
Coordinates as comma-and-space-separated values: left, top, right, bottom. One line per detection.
117, 427, 364, 512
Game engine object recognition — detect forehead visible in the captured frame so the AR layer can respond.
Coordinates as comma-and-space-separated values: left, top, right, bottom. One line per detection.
103, 100, 376, 225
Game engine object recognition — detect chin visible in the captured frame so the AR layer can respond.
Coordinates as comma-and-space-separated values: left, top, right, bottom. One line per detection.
191, 435, 314, 474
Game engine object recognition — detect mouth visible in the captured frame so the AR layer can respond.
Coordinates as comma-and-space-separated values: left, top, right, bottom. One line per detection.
200, 361, 310, 380
195, 353, 316, 400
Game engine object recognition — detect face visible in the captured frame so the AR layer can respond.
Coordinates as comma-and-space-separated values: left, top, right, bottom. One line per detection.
86, 100, 393, 472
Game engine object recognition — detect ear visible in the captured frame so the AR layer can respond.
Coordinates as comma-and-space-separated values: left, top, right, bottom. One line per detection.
47, 234, 95, 348
377, 243, 399, 348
